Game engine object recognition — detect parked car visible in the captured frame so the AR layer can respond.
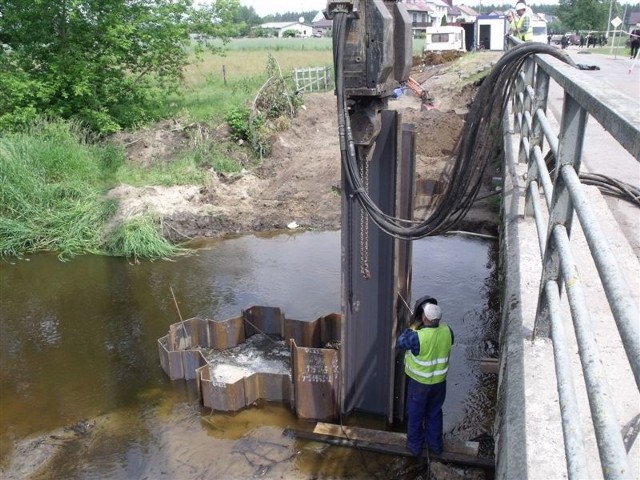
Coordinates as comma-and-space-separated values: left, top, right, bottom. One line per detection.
565, 33, 581, 45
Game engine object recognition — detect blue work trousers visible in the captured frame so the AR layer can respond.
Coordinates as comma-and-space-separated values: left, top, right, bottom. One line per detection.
406, 377, 446, 455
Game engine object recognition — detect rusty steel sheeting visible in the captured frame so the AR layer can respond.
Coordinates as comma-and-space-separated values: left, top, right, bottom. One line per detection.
159, 306, 344, 420
284, 317, 321, 347
210, 316, 245, 350
243, 306, 284, 337
291, 340, 340, 421
167, 318, 205, 350
199, 368, 291, 410
181, 350, 207, 380
198, 365, 246, 411
157, 336, 174, 379
189, 318, 209, 346
320, 313, 341, 345
158, 334, 207, 381
244, 372, 293, 405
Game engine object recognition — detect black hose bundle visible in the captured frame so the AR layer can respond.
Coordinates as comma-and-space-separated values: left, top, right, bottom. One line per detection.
332, 17, 578, 239
544, 150, 640, 207
580, 173, 640, 206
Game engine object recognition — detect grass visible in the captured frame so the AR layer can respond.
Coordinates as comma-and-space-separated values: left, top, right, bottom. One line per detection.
198, 37, 334, 52
0, 120, 180, 260
0, 36, 427, 259
102, 215, 181, 260
0, 39, 338, 260
179, 46, 334, 123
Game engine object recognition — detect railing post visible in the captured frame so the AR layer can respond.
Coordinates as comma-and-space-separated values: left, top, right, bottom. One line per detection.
513, 72, 525, 135
530, 65, 550, 155
533, 94, 588, 338
524, 67, 551, 217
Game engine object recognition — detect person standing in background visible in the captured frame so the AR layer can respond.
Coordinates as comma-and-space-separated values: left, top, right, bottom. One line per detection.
630, 24, 640, 59
515, 2, 532, 41
506, 10, 518, 37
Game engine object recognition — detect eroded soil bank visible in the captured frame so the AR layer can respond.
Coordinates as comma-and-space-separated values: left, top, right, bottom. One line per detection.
107, 52, 504, 242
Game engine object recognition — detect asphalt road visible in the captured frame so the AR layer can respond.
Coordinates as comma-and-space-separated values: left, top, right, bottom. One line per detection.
546, 47, 640, 259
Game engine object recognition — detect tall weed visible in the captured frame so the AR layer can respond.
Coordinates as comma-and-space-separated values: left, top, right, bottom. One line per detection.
0, 120, 171, 259
102, 215, 181, 261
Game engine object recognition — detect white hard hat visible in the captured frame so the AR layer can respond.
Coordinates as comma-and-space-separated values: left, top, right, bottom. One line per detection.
515, 2, 527, 10
423, 303, 442, 321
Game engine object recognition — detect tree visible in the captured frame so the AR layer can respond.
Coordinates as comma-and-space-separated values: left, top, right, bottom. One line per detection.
0, 0, 240, 134
233, 5, 262, 36
263, 11, 320, 23
556, 0, 609, 31
189, 0, 243, 42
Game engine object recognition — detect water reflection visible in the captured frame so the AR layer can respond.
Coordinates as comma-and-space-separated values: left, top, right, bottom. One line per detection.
0, 231, 497, 477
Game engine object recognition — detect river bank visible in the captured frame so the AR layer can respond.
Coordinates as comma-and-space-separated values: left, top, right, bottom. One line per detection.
107, 52, 504, 243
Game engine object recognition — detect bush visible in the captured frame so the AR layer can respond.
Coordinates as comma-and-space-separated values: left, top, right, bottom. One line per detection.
225, 105, 254, 142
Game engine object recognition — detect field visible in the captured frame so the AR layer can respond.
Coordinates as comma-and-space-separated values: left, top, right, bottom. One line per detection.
184, 36, 425, 84
184, 38, 334, 86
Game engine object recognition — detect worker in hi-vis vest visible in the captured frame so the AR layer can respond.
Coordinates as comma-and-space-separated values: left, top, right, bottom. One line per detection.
396, 297, 454, 457
515, 2, 533, 41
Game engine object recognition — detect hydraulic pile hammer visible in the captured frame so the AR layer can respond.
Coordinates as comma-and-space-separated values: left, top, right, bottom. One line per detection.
325, 0, 416, 422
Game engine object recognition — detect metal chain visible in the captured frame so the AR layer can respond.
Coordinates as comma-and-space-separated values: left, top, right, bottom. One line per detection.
359, 148, 371, 279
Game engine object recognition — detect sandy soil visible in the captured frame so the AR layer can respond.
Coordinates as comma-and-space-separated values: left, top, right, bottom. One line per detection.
107, 52, 504, 243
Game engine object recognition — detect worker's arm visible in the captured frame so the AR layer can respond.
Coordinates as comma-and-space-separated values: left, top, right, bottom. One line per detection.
396, 329, 420, 356
519, 15, 531, 34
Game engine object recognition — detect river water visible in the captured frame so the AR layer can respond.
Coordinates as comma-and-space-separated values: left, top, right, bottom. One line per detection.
0, 231, 498, 479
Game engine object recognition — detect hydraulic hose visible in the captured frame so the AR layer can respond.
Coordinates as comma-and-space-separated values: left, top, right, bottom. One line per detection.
332, 26, 579, 239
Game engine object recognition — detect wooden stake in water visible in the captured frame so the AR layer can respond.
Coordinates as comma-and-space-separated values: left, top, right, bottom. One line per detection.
170, 286, 190, 347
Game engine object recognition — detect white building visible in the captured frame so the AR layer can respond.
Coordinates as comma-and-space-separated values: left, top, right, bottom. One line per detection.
259, 22, 312, 38
426, 0, 450, 25
476, 15, 506, 50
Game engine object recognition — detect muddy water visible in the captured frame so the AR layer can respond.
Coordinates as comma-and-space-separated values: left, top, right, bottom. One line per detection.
0, 231, 498, 479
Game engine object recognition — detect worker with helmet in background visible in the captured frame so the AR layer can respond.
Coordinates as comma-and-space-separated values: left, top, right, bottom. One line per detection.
515, 2, 533, 41
396, 296, 454, 457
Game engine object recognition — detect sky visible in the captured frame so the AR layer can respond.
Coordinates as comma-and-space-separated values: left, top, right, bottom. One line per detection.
239, 0, 326, 17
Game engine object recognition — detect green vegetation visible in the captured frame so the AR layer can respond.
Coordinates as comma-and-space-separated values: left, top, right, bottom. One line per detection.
102, 216, 181, 259
0, 120, 180, 260
0, 0, 242, 134
0, 38, 329, 260
556, 0, 609, 32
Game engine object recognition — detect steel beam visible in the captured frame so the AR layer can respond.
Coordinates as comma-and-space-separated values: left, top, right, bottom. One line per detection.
340, 110, 413, 422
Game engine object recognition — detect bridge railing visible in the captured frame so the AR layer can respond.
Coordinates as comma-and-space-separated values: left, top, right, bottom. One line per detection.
503, 39, 640, 479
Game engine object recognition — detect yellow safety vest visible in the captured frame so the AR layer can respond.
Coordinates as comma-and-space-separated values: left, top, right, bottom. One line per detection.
516, 12, 533, 41
404, 323, 452, 385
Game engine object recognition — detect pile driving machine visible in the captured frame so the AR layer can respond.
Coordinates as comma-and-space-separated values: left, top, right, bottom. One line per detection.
325, 0, 416, 423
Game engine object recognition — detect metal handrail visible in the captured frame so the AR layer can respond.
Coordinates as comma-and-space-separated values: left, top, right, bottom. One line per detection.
505, 38, 640, 480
